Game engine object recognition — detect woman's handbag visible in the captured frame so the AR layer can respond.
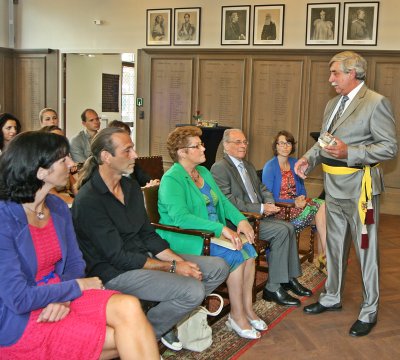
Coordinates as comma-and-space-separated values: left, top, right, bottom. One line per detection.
176, 293, 224, 352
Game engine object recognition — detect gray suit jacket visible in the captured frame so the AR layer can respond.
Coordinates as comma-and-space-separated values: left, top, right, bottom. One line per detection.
304, 84, 397, 199
211, 155, 274, 213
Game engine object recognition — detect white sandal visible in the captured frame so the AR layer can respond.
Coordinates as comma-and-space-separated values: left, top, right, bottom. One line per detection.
248, 317, 268, 331
226, 314, 260, 339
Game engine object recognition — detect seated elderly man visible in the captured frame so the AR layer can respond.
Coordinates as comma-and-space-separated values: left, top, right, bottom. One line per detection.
211, 129, 312, 307
71, 128, 229, 351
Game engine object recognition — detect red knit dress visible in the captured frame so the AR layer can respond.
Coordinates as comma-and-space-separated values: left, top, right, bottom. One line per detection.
0, 217, 118, 360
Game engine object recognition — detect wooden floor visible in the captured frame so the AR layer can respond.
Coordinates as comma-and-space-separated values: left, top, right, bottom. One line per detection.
240, 214, 400, 360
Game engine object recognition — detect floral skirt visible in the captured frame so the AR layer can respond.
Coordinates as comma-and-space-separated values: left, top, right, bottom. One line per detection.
276, 198, 324, 232
210, 242, 257, 272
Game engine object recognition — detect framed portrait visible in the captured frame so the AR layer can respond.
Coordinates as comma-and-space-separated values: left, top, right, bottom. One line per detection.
342, 2, 379, 45
306, 3, 340, 45
146, 8, 172, 46
253, 5, 285, 45
174, 7, 201, 46
221, 6, 250, 45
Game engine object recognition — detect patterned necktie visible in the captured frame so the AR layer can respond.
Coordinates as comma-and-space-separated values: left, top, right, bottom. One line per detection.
238, 162, 257, 203
328, 95, 349, 132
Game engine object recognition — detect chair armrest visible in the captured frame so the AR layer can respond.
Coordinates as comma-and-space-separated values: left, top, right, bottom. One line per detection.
275, 202, 295, 208
275, 202, 295, 222
151, 223, 214, 256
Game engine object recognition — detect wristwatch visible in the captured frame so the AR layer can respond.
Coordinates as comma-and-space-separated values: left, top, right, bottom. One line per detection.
169, 260, 177, 273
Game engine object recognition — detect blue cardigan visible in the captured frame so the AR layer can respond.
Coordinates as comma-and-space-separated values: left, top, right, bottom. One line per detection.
262, 156, 306, 203
0, 195, 85, 346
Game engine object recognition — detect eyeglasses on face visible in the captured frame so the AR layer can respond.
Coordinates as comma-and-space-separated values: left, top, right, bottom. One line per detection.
183, 142, 205, 149
277, 141, 292, 147
227, 140, 249, 146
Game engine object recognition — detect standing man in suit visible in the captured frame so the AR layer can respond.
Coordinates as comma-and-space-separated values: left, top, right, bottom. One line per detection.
211, 129, 312, 307
295, 51, 397, 336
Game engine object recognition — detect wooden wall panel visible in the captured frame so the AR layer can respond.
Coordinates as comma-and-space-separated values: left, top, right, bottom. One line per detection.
149, 58, 193, 160
15, 57, 46, 131
0, 49, 15, 114
137, 49, 400, 214
198, 59, 245, 129
371, 60, 400, 190
248, 59, 304, 169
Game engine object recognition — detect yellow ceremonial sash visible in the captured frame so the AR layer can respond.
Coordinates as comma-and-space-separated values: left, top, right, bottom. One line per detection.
321, 163, 378, 224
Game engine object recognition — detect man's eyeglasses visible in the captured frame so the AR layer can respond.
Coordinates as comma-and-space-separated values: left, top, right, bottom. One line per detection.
183, 142, 204, 149
277, 141, 292, 147
227, 140, 249, 146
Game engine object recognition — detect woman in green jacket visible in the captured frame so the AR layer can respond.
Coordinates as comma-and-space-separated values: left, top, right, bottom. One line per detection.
158, 126, 267, 340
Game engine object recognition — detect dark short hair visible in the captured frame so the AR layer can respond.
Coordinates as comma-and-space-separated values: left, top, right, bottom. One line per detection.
272, 130, 296, 156
167, 126, 202, 162
108, 120, 131, 135
0, 113, 22, 150
81, 108, 96, 122
0, 131, 69, 203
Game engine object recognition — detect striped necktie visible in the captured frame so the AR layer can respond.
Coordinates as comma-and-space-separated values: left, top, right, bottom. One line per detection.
328, 95, 349, 132
238, 162, 257, 203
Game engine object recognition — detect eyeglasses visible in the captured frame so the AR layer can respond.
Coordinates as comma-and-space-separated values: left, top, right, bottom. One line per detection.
277, 141, 292, 147
183, 142, 204, 149
227, 140, 249, 146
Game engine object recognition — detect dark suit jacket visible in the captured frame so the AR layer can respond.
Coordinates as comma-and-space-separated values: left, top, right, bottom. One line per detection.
211, 155, 275, 214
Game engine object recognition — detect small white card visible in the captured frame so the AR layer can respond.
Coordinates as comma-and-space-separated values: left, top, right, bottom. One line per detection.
318, 132, 336, 148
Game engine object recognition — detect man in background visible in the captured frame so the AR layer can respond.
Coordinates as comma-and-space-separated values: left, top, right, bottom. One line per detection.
70, 108, 100, 163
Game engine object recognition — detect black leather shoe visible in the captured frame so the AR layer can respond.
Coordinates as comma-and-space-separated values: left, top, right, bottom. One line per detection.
349, 320, 376, 337
262, 287, 301, 307
303, 302, 342, 314
281, 278, 312, 297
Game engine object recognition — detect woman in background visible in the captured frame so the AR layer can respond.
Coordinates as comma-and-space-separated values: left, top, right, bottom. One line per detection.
158, 126, 266, 340
0, 113, 21, 154
262, 130, 327, 272
0, 131, 159, 360
39, 108, 59, 128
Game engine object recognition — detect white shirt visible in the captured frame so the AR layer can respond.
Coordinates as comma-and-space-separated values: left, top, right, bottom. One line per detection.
228, 155, 263, 214
326, 81, 364, 131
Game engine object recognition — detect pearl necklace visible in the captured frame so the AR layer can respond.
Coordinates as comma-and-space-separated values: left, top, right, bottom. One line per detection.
23, 204, 46, 220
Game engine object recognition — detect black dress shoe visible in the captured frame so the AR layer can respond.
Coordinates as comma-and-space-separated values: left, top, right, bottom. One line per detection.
262, 287, 301, 307
303, 302, 342, 314
349, 320, 376, 337
281, 278, 312, 297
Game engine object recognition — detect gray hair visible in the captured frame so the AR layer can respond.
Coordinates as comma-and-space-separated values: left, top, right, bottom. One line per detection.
222, 128, 245, 144
75, 127, 124, 190
329, 51, 367, 81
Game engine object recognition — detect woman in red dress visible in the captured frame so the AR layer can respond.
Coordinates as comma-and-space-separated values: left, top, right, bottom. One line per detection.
0, 131, 159, 360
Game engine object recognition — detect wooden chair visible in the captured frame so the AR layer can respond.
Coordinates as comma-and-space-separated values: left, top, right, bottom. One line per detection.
255, 169, 316, 264
135, 155, 164, 180
275, 202, 316, 263
141, 184, 213, 256
141, 185, 264, 305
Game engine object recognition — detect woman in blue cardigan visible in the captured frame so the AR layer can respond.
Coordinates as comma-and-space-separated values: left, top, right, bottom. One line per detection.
0, 132, 158, 360
262, 130, 327, 272
158, 126, 266, 340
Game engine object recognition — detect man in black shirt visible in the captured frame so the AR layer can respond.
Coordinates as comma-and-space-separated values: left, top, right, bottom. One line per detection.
72, 128, 229, 351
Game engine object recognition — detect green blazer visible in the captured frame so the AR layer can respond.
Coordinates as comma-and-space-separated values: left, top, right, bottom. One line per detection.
157, 163, 247, 255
